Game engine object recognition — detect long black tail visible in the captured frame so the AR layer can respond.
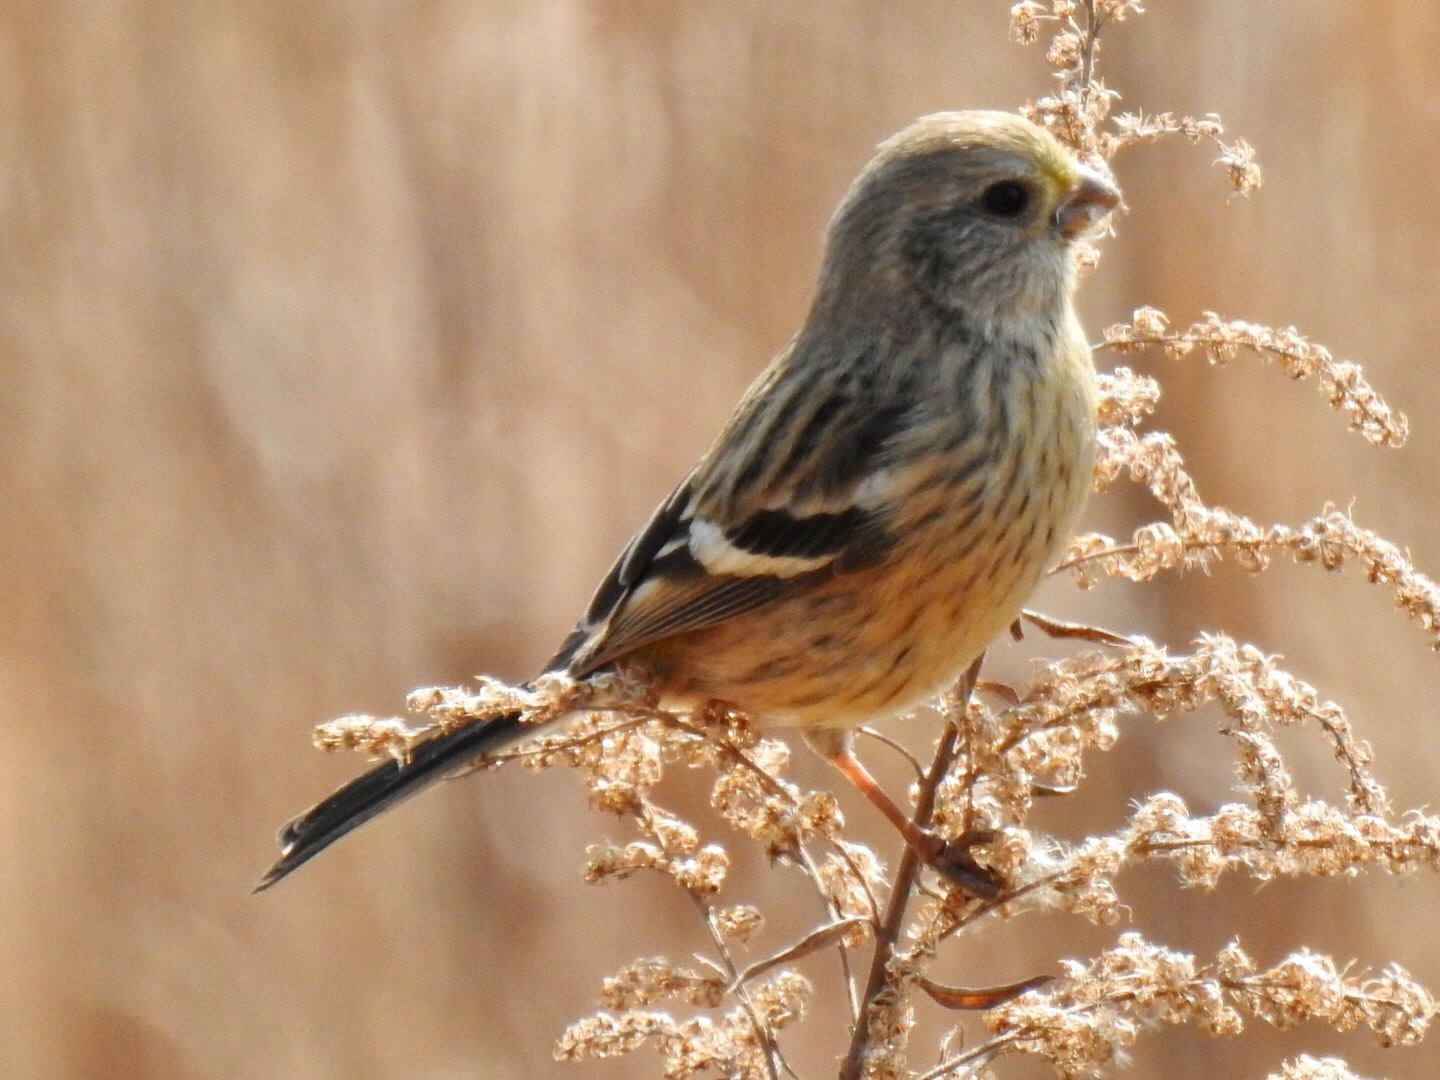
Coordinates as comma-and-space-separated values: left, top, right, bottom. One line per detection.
255, 710, 526, 891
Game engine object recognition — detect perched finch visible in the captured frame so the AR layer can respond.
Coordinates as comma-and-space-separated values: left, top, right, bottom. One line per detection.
258, 110, 1119, 890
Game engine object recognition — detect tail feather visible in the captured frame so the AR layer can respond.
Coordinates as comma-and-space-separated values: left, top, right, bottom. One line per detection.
255, 710, 526, 891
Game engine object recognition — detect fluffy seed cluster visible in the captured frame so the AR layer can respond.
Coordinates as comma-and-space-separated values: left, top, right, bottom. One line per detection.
1105, 307, 1406, 445
971, 936, 1433, 1077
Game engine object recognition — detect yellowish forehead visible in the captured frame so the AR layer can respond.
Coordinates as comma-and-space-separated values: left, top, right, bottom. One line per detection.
886, 110, 1081, 200
968, 113, 1080, 196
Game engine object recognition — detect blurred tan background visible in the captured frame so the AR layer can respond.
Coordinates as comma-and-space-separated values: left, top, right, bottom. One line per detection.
3, 2, 1439, 1077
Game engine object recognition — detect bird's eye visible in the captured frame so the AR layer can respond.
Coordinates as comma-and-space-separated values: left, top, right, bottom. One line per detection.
980, 180, 1031, 218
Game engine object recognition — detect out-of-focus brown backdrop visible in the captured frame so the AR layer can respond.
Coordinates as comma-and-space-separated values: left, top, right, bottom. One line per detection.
3, 3, 1438, 1077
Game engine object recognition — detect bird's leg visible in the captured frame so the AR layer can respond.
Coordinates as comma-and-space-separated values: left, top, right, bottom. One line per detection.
806, 728, 1000, 897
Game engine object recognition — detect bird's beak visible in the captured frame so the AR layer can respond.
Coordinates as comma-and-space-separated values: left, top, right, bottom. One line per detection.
1054, 165, 1121, 240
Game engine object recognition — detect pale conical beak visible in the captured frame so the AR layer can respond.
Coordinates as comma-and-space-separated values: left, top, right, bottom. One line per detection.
1054, 165, 1121, 240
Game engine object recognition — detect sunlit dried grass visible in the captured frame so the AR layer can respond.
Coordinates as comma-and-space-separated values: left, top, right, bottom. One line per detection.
304, 2, 1437, 1076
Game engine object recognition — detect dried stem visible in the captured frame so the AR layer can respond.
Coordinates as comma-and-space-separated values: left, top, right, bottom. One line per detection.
839, 659, 982, 1080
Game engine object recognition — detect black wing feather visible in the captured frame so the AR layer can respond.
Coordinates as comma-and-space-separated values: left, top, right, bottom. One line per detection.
724, 505, 876, 561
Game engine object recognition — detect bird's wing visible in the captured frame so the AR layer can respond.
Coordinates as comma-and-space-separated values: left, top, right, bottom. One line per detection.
548, 354, 910, 675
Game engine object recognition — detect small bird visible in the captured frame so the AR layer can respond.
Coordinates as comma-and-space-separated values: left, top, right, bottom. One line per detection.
257, 111, 1119, 891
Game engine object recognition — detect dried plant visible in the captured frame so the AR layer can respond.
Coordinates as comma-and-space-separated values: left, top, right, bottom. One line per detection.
305, 2, 1436, 1076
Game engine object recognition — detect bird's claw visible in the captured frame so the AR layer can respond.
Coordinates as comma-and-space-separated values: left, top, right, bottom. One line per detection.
914, 828, 1003, 897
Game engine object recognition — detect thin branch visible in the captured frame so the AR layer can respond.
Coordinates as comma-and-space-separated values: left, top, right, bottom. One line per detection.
839, 658, 983, 1080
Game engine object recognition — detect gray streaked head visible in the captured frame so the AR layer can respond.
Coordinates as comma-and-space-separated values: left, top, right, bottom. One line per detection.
817, 111, 1119, 326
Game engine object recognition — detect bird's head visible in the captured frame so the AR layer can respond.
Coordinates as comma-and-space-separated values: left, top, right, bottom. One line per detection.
821, 110, 1120, 327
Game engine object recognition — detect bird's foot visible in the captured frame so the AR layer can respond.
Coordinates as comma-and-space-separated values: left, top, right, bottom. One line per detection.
913, 828, 1002, 897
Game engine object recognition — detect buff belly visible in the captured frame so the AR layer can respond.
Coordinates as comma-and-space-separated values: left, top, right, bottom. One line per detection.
648, 381, 1095, 727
